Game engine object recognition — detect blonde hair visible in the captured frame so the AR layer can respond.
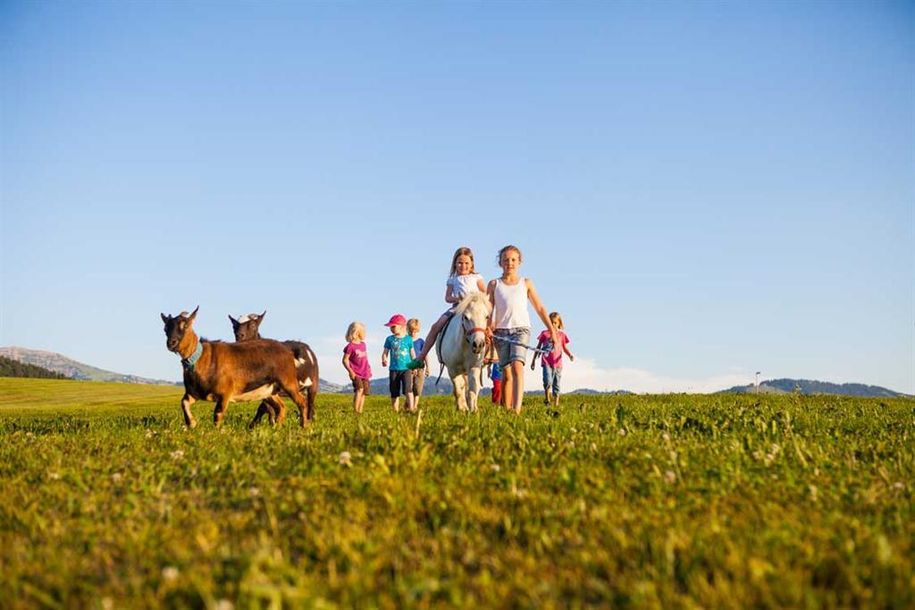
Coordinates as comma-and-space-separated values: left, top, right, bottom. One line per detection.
407, 318, 421, 333
449, 246, 476, 276
549, 312, 564, 330
346, 321, 365, 343
497, 244, 523, 265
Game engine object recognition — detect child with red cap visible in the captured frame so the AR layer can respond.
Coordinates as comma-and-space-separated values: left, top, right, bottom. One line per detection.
381, 314, 415, 412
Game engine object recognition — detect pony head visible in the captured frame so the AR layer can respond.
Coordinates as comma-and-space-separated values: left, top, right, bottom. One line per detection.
455, 292, 492, 354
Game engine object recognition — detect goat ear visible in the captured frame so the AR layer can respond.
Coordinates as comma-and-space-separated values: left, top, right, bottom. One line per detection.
260, 310, 267, 320
228, 314, 238, 327
161, 313, 170, 324
188, 306, 199, 324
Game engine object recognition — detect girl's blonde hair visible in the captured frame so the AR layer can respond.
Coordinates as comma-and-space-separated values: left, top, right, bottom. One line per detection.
346, 321, 365, 342
497, 244, 523, 265
449, 246, 476, 276
407, 318, 421, 333
549, 312, 564, 330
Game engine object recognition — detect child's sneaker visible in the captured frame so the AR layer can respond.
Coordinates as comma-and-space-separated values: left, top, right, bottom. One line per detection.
406, 358, 424, 370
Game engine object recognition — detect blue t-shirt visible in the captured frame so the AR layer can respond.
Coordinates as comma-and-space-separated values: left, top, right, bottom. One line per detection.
384, 334, 414, 371
413, 338, 425, 359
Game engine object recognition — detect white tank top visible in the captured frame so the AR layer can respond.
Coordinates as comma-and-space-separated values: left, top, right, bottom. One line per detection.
493, 277, 531, 329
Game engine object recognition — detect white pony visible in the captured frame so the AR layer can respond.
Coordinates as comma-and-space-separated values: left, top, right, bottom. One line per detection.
437, 292, 492, 412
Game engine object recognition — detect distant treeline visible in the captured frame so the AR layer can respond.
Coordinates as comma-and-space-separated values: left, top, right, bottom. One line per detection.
0, 356, 68, 380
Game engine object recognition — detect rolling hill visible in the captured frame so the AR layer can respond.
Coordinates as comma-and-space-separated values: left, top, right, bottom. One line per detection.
721, 378, 907, 398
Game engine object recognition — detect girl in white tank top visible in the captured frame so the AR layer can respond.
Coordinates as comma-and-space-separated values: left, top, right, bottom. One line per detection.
486, 245, 561, 414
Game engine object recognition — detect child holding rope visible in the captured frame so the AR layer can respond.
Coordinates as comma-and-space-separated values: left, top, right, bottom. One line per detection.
409, 246, 487, 368
342, 321, 371, 414
488, 244, 561, 414
531, 311, 575, 407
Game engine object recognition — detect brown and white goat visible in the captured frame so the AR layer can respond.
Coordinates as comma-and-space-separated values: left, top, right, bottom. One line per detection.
161, 307, 311, 428
228, 310, 319, 426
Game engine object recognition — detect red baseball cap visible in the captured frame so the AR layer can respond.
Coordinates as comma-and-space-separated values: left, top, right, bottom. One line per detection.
384, 314, 407, 327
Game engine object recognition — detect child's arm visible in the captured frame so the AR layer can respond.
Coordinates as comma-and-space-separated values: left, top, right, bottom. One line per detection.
444, 282, 460, 304
486, 279, 497, 334
381, 347, 389, 368
563, 338, 575, 362
475, 277, 487, 293
342, 353, 356, 380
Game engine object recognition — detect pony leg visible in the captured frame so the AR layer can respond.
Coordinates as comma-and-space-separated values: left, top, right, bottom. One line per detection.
467, 366, 482, 413
181, 393, 197, 429
453, 374, 468, 412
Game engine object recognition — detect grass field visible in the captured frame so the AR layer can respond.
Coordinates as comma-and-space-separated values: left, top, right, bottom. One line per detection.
0, 377, 912, 609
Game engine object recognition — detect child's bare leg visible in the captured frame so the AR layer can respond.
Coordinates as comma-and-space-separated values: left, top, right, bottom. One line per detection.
354, 389, 363, 413
510, 361, 525, 413
416, 314, 448, 360
502, 365, 514, 413
406, 392, 416, 413
392, 397, 401, 412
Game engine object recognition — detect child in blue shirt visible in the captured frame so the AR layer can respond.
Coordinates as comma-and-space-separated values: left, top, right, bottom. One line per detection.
382, 314, 415, 413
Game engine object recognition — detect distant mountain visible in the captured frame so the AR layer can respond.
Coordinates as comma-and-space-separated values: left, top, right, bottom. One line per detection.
721, 378, 907, 398
0, 347, 178, 385
1, 346, 347, 392
0, 355, 69, 380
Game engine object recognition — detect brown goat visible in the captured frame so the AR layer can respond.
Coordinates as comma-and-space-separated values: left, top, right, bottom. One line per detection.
161, 307, 311, 428
228, 310, 319, 427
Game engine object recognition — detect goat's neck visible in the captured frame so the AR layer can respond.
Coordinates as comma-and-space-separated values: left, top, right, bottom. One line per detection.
177, 331, 201, 360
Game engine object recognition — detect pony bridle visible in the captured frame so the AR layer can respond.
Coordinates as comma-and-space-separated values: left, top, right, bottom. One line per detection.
461, 314, 487, 344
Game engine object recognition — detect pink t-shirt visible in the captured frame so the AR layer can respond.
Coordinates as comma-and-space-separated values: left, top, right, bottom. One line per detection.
343, 341, 372, 379
538, 330, 570, 368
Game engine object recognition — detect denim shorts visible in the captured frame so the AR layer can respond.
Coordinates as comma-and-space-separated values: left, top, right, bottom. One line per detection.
493, 327, 531, 367
542, 365, 562, 394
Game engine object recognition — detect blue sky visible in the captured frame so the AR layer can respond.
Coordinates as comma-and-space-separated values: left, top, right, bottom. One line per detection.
2, 1, 912, 393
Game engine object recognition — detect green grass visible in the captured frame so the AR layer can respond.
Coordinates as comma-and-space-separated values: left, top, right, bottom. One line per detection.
0, 377, 912, 609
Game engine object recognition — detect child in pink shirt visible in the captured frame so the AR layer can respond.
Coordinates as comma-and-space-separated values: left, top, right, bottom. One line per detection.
530, 312, 574, 407
342, 321, 372, 414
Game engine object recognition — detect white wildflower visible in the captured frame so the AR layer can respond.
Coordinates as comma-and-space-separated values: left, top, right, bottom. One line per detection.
111, 472, 123, 483
170, 450, 184, 460
664, 470, 677, 484
161, 566, 179, 582
338, 451, 352, 466
490, 464, 501, 472
215, 600, 235, 610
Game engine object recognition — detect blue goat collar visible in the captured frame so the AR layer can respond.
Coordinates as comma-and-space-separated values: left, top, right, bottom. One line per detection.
182, 341, 203, 371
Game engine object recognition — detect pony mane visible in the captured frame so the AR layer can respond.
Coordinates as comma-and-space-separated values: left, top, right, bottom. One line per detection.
454, 292, 492, 317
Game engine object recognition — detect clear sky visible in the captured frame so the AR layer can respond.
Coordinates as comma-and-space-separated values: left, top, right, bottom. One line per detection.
2, 1, 912, 394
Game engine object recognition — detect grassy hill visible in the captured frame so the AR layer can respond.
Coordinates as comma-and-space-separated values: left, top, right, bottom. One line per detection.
0, 355, 68, 380
722, 377, 906, 397
0, 378, 911, 608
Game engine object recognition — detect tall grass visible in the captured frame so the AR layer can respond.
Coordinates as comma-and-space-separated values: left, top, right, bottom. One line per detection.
0, 378, 911, 608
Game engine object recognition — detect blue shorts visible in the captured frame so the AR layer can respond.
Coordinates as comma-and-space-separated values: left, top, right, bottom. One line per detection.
542, 365, 562, 394
493, 327, 531, 367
